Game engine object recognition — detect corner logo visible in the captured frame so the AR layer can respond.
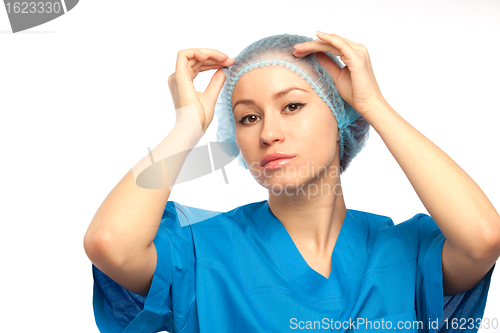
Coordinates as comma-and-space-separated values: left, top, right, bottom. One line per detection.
3, 0, 79, 33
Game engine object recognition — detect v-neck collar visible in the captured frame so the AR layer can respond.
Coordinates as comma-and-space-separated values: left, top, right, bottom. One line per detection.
252, 200, 365, 300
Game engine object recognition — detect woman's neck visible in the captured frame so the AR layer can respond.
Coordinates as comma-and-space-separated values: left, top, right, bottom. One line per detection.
267, 176, 347, 256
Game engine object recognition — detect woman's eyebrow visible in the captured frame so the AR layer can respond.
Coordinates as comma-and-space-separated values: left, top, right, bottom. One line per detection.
232, 87, 309, 110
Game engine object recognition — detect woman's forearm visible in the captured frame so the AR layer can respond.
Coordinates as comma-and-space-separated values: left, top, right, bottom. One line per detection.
84, 113, 203, 269
363, 99, 500, 260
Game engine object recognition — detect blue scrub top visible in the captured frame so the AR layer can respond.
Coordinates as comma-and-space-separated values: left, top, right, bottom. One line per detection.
91, 200, 495, 332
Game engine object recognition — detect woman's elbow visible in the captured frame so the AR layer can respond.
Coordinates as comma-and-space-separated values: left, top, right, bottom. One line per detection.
84, 229, 128, 269
471, 219, 500, 263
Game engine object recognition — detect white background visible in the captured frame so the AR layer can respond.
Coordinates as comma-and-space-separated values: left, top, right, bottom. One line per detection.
1, 0, 499, 332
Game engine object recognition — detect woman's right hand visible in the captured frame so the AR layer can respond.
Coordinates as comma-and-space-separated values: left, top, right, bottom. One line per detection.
168, 48, 234, 133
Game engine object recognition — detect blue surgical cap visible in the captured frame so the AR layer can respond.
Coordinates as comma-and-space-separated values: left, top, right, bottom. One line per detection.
214, 34, 370, 174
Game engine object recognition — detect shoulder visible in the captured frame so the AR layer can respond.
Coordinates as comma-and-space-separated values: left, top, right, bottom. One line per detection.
161, 200, 271, 271
161, 199, 267, 230
349, 208, 438, 238
348, 209, 441, 262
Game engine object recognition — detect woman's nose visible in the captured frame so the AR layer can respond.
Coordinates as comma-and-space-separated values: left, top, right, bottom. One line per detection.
259, 113, 285, 147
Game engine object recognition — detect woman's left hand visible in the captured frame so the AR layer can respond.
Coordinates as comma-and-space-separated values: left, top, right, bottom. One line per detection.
293, 31, 386, 117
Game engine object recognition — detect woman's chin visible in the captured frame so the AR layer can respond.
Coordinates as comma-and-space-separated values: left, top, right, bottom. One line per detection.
256, 178, 307, 194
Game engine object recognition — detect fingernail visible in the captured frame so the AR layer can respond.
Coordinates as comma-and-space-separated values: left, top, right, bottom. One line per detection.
294, 43, 302, 48
317, 30, 325, 34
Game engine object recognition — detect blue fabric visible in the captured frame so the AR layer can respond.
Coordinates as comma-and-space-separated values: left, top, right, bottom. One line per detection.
91, 201, 495, 332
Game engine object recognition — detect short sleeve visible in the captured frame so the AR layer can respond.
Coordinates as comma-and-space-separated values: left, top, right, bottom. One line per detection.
91, 201, 197, 333
415, 214, 495, 333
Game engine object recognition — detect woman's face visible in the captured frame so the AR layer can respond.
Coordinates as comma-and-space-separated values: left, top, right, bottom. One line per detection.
231, 65, 340, 193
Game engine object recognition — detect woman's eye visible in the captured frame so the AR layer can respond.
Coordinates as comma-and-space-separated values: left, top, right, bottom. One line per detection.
238, 103, 305, 125
239, 114, 260, 125
284, 102, 305, 113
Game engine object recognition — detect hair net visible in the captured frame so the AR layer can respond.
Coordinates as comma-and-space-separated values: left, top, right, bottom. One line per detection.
214, 33, 370, 174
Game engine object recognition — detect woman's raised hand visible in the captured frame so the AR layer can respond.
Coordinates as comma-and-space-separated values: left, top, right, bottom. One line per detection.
292, 31, 386, 118
168, 49, 234, 133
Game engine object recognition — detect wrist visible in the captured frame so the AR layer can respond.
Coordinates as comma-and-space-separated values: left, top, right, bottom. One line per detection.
175, 104, 203, 127
358, 97, 395, 125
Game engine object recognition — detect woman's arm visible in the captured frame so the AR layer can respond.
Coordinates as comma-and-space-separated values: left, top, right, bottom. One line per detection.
359, 98, 500, 296
84, 49, 234, 296
294, 31, 500, 296
84, 123, 202, 296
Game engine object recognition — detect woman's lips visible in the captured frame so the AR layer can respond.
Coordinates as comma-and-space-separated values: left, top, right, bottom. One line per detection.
262, 157, 296, 170
261, 153, 296, 167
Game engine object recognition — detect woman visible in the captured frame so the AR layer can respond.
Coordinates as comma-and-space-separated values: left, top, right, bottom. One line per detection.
84, 32, 500, 332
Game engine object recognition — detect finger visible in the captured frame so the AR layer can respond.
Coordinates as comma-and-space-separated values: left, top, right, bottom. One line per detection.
196, 48, 231, 61
329, 34, 366, 52
177, 48, 231, 73
315, 32, 362, 49
327, 34, 354, 45
187, 57, 233, 74
190, 58, 234, 73
176, 49, 207, 74
203, 68, 226, 106
197, 63, 233, 72
294, 39, 342, 57
315, 32, 364, 59
190, 49, 232, 69
316, 52, 342, 80
188, 58, 234, 71
295, 32, 359, 62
